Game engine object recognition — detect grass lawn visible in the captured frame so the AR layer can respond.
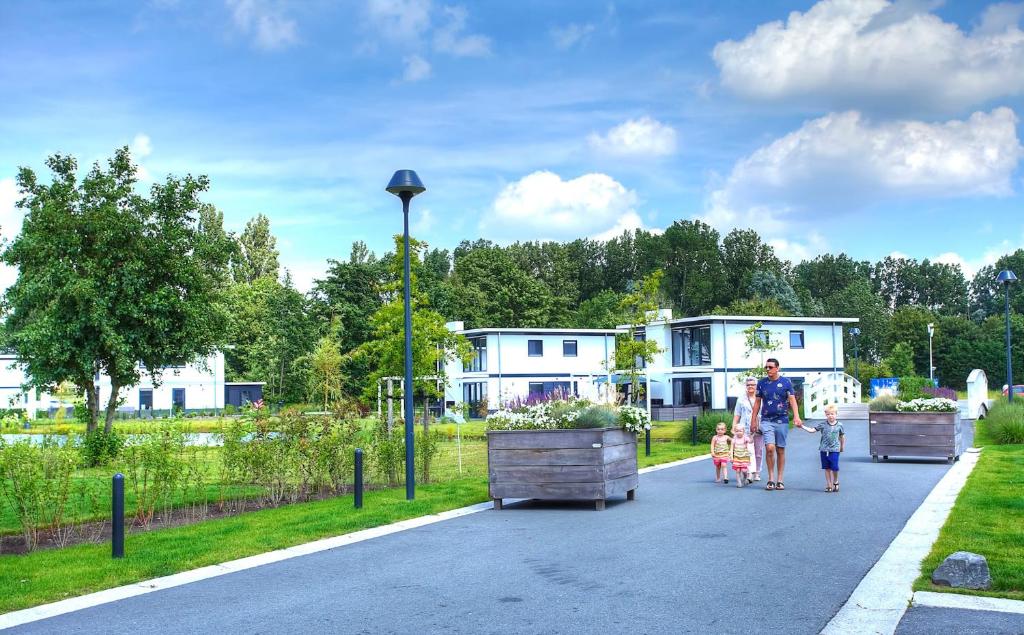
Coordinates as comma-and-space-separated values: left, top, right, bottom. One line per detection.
912, 420, 1024, 601
0, 435, 707, 613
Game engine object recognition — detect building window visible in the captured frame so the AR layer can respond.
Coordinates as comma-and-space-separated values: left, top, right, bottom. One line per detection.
463, 382, 487, 419
563, 340, 577, 357
463, 336, 487, 372
529, 381, 572, 398
671, 326, 711, 367
789, 330, 805, 349
528, 340, 543, 357
672, 377, 711, 409
755, 329, 770, 346
633, 331, 647, 369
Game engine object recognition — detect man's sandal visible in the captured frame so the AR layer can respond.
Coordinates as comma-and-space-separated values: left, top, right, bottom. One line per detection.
776, 482, 785, 490
765, 481, 775, 491
833, 481, 839, 492
825, 486, 833, 492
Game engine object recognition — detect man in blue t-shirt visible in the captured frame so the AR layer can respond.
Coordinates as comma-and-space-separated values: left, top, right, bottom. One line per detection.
750, 357, 802, 491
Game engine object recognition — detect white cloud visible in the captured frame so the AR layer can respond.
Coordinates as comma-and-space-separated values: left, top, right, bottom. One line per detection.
402, 54, 432, 82
482, 171, 649, 241
227, 0, 298, 51
0, 178, 23, 291
365, 0, 432, 42
551, 22, 596, 50
130, 133, 153, 182
412, 207, 434, 234
433, 5, 491, 57
0, 177, 22, 242
712, 0, 1024, 112
587, 117, 678, 158
707, 108, 1022, 220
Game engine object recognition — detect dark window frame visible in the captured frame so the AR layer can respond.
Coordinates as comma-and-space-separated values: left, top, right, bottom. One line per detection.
562, 339, 578, 357
528, 339, 544, 357
789, 330, 805, 349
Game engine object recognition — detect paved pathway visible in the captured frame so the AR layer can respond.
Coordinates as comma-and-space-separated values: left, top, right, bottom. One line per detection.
897, 606, 1024, 634
10, 421, 967, 634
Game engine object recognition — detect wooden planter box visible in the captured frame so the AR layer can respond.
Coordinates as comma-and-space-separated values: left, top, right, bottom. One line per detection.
869, 411, 963, 464
487, 428, 638, 511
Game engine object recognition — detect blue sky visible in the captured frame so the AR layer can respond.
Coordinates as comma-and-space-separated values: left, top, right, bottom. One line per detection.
2, 0, 1023, 290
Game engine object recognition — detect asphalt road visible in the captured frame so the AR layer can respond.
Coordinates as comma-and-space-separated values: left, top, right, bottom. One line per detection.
897, 606, 1024, 634
11, 420, 963, 635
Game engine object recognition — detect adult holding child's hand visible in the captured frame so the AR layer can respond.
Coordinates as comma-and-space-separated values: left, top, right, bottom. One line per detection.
733, 377, 763, 482
748, 358, 801, 491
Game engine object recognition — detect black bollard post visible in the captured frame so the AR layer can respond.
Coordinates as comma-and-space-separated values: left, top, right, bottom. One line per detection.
691, 415, 698, 446
645, 428, 651, 456
354, 448, 363, 509
112, 473, 125, 559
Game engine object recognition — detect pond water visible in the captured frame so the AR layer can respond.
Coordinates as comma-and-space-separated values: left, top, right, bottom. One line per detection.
1, 432, 224, 447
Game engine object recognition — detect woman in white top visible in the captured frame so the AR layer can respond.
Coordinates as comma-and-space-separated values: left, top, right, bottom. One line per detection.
732, 377, 762, 482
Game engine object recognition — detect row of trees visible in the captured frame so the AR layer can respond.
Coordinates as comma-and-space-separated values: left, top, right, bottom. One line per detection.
5, 149, 1023, 431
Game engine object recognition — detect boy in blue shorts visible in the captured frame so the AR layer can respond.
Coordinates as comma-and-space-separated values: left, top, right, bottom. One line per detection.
796, 403, 846, 492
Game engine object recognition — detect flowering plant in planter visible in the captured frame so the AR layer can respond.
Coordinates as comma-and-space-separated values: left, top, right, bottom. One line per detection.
486, 394, 650, 433
895, 398, 960, 413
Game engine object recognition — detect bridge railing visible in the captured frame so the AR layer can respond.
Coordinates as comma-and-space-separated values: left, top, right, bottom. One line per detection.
803, 371, 861, 419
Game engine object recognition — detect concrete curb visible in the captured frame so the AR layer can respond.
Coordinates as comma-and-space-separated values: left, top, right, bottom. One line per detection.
0, 452, 711, 631
820, 449, 982, 635
912, 591, 1024, 615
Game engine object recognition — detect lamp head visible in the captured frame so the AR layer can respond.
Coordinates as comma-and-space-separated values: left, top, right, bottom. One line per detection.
386, 170, 425, 198
996, 269, 1017, 284
850, 327, 861, 336
927, 323, 934, 337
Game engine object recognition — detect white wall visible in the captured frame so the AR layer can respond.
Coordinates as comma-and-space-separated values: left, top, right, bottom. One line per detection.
642, 318, 852, 410
445, 330, 618, 409
97, 352, 226, 411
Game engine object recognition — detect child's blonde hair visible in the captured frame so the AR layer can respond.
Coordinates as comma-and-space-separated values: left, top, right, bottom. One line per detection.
824, 403, 837, 414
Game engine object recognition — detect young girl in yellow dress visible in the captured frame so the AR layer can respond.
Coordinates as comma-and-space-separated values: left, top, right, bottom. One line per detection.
730, 423, 754, 488
710, 422, 732, 484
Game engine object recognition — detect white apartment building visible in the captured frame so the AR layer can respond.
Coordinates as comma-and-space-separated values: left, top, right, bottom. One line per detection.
443, 323, 622, 416
1, 351, 263, 417
98, 352, 227, 413
636, 311, 859, 412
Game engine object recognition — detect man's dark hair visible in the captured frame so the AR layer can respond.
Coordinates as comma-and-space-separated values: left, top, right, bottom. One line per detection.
766, 358, 780, 368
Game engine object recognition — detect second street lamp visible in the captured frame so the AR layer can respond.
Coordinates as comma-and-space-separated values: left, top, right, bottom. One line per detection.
386, 169, 426, 500
997, 269, 1017, 403
927, 322, 935, 384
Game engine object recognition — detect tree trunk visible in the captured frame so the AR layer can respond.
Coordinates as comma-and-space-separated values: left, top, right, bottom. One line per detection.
104, 380, 120, 434
84, 380, 99, 433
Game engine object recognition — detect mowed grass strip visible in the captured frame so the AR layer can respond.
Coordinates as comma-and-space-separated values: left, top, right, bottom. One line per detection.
0, 440, 707, 614
913, 442, 1024, 601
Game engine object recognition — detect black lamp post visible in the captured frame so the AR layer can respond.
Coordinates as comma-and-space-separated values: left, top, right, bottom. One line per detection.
850, 327, 860, 381
997, 270, 1017, 402
387, 169, 425, 500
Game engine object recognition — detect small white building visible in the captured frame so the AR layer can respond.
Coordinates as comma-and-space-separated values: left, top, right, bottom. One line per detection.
443, 323, 622, 416
0, 352, 256, 417
98, 352, 227, 414
634, 311, 859, 413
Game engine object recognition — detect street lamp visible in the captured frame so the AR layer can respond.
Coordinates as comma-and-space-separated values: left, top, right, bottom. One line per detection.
850, 327, 861, 381
997, 270, 1017, 402
387, 169, 426, 500
927, 322, 935, 384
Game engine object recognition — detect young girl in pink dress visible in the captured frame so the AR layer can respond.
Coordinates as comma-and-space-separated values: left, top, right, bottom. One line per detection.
710, 422, 732, 484
730, 423, 754, 488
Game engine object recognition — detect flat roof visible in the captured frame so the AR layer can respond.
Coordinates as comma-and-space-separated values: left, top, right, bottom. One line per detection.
623, 315, 860, 328
457, 328, 624, 336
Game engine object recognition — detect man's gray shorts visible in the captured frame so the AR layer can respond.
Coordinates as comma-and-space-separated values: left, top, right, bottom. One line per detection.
761, 418, 789, 448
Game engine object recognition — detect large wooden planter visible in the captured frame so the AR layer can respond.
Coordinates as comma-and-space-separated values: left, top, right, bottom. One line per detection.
869, 411, 963, 464
487, 428, 638, 511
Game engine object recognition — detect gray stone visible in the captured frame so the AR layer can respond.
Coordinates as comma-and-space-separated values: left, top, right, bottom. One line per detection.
931, 551, 992, 590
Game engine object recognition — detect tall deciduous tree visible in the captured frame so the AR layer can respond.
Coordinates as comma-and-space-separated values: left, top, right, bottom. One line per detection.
614, 271, 665, 404
2, 149, 233, 432
309, 241, 385, 352
720, 229, 783, 295
231, 213, 280, 284
223, 275, 316, 403
661, 220, 724, 316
